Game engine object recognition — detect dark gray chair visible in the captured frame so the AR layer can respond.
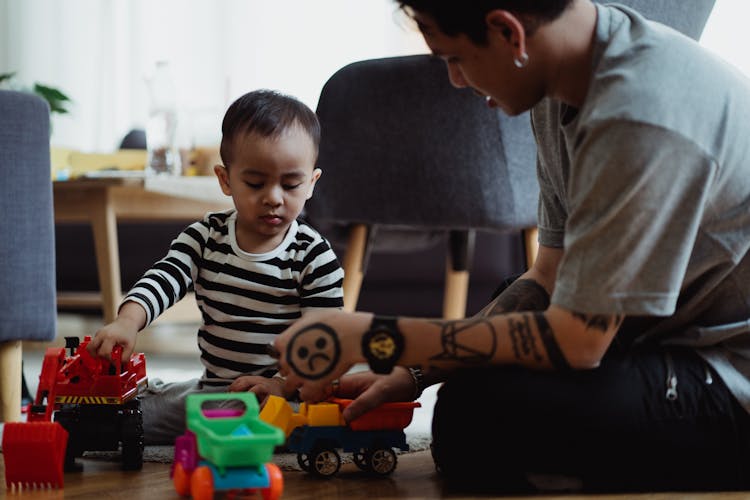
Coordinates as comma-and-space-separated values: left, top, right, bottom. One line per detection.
308, 55, 538, 319
120, 128, 147, 150
306, 0, 716, 320
0, 90, 56, 422
611, 0, 715, 39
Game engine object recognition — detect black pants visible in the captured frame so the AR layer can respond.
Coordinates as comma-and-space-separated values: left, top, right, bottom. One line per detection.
431, 346, 750, 493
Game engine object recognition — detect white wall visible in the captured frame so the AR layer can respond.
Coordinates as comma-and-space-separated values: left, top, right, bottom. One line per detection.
1, 0, 747, 153
1, 0, 427, 152
699, 0, 750, 75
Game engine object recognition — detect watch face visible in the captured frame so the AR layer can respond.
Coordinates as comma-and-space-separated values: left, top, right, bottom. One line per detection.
362, 317, 403, 374
367, 329, 397, 360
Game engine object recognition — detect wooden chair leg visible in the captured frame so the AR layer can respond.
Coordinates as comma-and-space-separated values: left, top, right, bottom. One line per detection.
523, 227, 539, 270
0, 339, 23, 422
443, 230, 475, 320
341, 224, 368, 312
443, 267, 470, 320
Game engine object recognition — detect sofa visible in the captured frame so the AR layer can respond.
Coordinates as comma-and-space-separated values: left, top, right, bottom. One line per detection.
0, 90, 57, 422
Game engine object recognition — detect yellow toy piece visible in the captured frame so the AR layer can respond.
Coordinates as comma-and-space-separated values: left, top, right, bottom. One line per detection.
303, 401, 345, 427
260, 396, 347, 437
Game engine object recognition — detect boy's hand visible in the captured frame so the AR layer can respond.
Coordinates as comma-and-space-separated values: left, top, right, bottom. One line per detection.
87, 321, 138, 362
86, 301, 145, 361
228, 376, 290, 406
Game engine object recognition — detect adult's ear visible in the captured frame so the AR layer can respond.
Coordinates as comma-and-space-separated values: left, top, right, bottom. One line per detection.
486, 10, 527, 55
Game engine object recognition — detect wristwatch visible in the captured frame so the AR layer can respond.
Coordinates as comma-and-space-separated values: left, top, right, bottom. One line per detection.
361, 316, 404, 374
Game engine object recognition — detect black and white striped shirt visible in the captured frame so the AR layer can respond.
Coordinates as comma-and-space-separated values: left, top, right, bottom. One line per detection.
124, 209, 344, 380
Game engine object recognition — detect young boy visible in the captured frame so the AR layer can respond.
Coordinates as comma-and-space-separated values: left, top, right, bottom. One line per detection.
87, 89, 344, 443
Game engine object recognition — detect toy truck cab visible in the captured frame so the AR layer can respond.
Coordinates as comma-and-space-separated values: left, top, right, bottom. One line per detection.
42, 336, 148, 472
3, 336, 148, 490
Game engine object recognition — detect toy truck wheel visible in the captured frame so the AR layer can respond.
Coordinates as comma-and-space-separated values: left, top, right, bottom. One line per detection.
190, 465, 214, 500
368, 447, 398, 476
296, 453, 311, 472
353, 449, 370, 471
261, 463, 284, 500
121, 408, 144, 471
172, 462, 191, 496
54, 408, 84, 472
310, 446, 341, 478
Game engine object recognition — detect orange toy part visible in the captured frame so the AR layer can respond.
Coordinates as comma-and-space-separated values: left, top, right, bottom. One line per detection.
2, 421, 68, 489
262, 462, 284, 500
330, 398, 421, 431
173, 462, 191, 496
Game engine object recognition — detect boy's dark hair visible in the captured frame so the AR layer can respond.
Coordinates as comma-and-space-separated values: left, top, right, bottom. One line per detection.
220, 89, 321, 166
395, 0, 574, 44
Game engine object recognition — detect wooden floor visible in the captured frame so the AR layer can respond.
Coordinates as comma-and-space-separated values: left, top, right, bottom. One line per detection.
3, 451, 750, 500
7, 313, 748, 499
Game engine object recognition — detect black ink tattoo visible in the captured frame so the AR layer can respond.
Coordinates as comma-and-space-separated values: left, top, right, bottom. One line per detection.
572, 313, 625, 334
286, 323, 341, 380
431, 318, 497, 365
482, 279, 550, 316
532, 312, 570, 370
507, 316, 544, 363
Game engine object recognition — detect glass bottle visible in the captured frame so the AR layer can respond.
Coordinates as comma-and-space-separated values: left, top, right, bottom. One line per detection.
145, 61, 180, 176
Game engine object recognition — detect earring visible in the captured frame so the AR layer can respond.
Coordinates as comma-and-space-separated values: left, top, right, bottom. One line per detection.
514, 52, 529, 69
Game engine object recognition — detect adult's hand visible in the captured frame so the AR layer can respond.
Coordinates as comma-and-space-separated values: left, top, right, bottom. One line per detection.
272, 309, 372, 400
329, 367, 417, 423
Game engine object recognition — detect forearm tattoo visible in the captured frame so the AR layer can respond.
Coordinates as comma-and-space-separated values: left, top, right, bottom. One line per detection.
507, 315, 543, 364
572, 312, 624, 334
431, 318, 498, 365
430, 313, 569, 371
482, 279, 550, 316
532, 312, 571, 370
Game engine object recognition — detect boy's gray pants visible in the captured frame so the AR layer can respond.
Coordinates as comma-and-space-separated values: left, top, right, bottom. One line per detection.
139, 378, 233, 445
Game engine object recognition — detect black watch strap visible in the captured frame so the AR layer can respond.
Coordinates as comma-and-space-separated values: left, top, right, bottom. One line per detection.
361, 316, 404, 374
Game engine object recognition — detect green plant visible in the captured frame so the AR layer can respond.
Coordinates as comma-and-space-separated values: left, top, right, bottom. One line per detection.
0, 72, 71, 115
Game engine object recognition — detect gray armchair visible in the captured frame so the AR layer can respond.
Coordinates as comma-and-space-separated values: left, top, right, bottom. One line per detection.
0, 90, 57, 422
611, 0, 715, 39
308, 54, 538, 319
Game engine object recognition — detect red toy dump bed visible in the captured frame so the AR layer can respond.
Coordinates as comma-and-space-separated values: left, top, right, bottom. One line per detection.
330, 398, 421, 431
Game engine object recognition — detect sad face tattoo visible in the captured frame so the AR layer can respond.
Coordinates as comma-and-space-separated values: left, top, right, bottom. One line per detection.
286, 323, 341, 380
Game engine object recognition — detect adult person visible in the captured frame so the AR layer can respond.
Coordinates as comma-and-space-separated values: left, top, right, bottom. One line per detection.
273, 0, 750, 492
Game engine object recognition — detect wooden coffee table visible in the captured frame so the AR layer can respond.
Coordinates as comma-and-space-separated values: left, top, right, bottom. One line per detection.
54, 175, 232, 323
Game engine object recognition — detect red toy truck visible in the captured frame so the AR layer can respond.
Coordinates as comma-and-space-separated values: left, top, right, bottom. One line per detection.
2, 336, 148, 489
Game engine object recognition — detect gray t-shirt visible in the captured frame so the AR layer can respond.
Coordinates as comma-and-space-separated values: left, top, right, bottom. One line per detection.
532, 3, 750, 411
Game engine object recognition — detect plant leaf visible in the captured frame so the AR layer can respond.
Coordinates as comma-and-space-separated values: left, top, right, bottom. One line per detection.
33, 83, 72, 114
34, 83, 71, 102
0, 72, 16, 83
